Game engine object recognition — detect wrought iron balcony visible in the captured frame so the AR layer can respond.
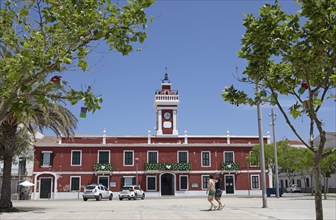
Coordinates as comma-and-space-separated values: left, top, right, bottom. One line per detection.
93, 163, 113, 171
221, 162, 240, 171
145, 163, 191, 171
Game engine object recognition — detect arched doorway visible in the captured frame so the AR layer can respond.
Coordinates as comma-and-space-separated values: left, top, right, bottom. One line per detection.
161, 173, 175, 196
33, 172, 58, 199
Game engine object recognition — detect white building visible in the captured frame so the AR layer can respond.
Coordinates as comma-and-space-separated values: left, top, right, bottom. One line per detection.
278, 133, 336, 193
0, 132, 44, 200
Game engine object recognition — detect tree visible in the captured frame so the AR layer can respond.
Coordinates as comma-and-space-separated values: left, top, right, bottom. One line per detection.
248, 141, 307, 189
222, 1, 336, 219
0, 0, 154, 211
0, 103, 78, 211
0, 0, 154, 122
277, 143, 306, 187
320, 152, 336, 199
298, 148, 314, 194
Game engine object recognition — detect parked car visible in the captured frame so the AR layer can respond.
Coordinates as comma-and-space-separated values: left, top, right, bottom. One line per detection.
83, 184, 113, 201
287, 184, 301, 193
118, 185, 145, 200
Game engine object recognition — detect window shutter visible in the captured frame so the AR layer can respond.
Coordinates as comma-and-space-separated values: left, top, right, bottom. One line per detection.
40, 153, 44, 167
121, 178, 125, 189
50, 153, 54, 166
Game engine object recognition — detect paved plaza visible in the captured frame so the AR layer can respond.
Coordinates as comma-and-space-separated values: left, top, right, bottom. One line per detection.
1, 194, 335, 220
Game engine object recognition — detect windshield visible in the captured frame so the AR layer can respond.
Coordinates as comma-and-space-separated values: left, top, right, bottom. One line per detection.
85, 186, 96, 190
121, 186, 132, 191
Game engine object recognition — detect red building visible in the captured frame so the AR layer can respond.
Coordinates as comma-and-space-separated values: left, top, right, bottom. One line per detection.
33, 73, 270, 199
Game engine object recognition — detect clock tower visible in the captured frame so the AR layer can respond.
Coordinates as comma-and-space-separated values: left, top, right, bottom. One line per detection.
154, 72, 179, 136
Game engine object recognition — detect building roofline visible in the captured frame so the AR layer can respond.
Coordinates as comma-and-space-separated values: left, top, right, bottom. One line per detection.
60, 134, 269, 138
35, 143, 256, 147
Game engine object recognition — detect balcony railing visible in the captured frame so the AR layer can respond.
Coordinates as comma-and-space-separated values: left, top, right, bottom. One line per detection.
145, 163, 191, 171
93, 163, 113, 171
221, 162, 240, 171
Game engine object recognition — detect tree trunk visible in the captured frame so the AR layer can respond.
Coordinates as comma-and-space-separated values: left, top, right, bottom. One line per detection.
313, 153, 323, 220
310, 173, 314, 195
0, 121, 18, 211
324, 177, 329, 200
0, 155, 14, 211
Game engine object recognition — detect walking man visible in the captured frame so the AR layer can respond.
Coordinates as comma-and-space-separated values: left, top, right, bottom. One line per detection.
206, 175, 216, 211
215, 173, 224, 210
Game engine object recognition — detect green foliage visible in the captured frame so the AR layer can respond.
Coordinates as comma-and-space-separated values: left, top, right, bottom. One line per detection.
0, 128, 32, 160
321, 151, 336, 178
93, 163, 113, 171
0, 0, 154, 124
221, 0, 335, 127
221, 162, 240, 171
144, 163, 192, 171
248, 141, 312, 174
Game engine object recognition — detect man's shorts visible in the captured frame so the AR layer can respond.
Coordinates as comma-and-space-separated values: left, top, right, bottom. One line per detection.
215, 188, 222, 198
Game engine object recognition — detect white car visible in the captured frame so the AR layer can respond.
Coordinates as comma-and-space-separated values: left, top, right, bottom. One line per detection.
83, 184, 113, 201
118, 185, 145, 200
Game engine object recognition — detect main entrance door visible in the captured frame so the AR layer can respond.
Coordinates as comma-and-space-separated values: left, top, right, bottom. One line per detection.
161, 173, 174, 195
98, 176, 109, 188
40, 178, 52, 198
225, 175, 234, 194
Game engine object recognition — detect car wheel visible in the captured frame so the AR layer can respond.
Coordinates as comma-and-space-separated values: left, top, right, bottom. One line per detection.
109, 194, 113, 200
96, 194, 102, 201
119, 197, 123, 200
141, 194, 145, 200
83, 197, 88, 201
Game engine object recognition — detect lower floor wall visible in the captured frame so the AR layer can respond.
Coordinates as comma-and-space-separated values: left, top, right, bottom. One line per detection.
31, 170, 269, 200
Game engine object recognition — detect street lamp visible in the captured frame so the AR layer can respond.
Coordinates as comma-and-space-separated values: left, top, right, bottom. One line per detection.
246, 156, 250, 197
269, 109, 280, 198
135, 158, 139, 186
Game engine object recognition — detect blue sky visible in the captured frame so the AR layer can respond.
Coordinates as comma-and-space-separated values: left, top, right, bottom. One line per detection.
51, 0, 335, 142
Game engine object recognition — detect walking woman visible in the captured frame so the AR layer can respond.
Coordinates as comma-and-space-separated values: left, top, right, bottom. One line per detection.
207, 175, 216, 211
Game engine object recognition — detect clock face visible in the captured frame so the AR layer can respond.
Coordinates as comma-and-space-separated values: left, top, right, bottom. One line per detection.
163, 112, 171, 120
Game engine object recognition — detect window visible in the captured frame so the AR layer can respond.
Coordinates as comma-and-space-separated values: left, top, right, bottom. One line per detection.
251, 175, 259, 189
202, 175, 209, 189
147, 176, 156, 191
71, 150, 81, 166
70, 177, 80, 191
178, 151, 188, 163
124, 150, 134, 166
306, 178, 310, 188
180, 175, 188, 190
18, 157, 26, 175
121, 176, 136, 187
148, 151, 158, 163
224, 151, 234, 163
297, 179, 301, 187
40, 151, 53, 167
98, 151, 109, 164
201, 151, 210, 167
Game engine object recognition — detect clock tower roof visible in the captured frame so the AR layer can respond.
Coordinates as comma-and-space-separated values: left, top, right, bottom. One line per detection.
154, 70, 179, 107
155, 69, 178, 96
